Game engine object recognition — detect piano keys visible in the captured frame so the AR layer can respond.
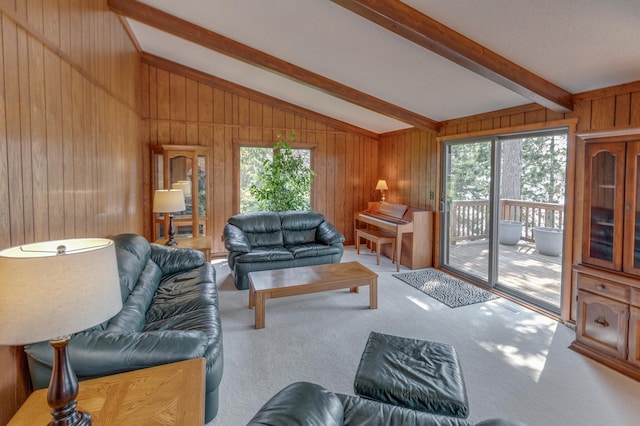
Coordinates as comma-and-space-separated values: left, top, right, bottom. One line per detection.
354, 202, 434, 270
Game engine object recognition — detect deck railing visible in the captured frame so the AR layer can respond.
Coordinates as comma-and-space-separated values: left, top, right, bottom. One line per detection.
450, 199, 564, 243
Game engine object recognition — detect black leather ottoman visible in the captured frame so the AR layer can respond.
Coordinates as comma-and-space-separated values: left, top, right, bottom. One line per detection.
354, 331, 469, 418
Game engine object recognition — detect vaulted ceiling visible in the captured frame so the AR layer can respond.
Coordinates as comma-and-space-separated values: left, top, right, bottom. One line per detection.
110, 0, 640, 134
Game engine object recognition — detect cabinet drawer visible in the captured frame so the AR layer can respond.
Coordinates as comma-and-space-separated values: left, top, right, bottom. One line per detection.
630, 306, 640, 367
578, 274, 630, 303
576, 290, 629, 359
631, 288, 640, 307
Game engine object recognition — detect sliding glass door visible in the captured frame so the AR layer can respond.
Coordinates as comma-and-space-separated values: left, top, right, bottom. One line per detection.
441, 139, 493, 283
440, 129, 567, 314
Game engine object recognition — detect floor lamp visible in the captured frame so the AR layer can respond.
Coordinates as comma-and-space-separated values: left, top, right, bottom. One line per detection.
0, 238, 122, 426
153, 189, 186, 246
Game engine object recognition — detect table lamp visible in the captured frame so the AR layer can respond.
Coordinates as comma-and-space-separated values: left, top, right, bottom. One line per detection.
0, 238, 122, 426
153, 189, 186, 246
171, 180, 192, 197
376, 180, 388, 202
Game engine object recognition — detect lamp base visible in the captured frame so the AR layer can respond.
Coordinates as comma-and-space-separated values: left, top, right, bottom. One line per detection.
49, 404, 91, 426
166, 214, 178, 246
48, 337, 92, 426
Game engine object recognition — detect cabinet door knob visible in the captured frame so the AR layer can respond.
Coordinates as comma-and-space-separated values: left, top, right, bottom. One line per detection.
594, 317, 609, 328
595, 283, 606, 291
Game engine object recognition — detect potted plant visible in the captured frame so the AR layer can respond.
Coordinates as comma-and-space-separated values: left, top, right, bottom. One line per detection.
533, 227, 563, 256
498, 220, 523, 245
249, 130, 315, 211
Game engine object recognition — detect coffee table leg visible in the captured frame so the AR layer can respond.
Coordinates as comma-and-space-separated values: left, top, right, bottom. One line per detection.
370, 277, 378, 309
350, 286, 359, 293
249, 283, 255, 308
255, 291, 266, 329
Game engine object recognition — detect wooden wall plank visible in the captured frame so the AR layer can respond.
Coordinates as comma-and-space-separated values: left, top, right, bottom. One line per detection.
0, 0, 142, 422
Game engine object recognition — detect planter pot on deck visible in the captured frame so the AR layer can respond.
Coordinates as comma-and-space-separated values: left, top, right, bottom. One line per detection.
499, 220, 523, 245
533, 227, 563, 256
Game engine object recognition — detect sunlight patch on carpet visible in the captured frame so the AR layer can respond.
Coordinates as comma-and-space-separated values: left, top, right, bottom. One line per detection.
393, 268, 499, 308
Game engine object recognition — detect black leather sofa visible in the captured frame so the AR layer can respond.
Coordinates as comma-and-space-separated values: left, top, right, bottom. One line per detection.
248, 381, 526, 426
223, 211, 345, 290
25, 233, 223, 423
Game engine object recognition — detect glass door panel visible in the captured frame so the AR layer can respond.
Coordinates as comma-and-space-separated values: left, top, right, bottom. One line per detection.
441, 140, 492, 282
583, 143, 625, 270
495, 134, 567, 312
624, 142, 640, 274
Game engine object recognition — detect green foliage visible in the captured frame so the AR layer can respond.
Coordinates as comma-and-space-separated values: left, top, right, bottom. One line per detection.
448, 141, 492, 200
447, 134, 567, 204
249, 131, 315, 212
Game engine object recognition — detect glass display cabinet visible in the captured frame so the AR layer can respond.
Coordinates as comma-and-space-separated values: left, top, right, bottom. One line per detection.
572, 137, 640, 381
151, 145, 209, 241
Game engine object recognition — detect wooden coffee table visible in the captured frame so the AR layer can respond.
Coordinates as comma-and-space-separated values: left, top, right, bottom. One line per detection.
248, 261, 378, 329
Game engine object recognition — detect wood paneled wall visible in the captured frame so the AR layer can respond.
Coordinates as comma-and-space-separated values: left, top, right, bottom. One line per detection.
0, 0, 141, 422
140, 57, 380, 254
378, 127, 438, 211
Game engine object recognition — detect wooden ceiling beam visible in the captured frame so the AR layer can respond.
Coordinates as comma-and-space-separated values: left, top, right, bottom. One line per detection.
331, 0, 574, 113
141, 53, 380, 139
108, 0, 441, 131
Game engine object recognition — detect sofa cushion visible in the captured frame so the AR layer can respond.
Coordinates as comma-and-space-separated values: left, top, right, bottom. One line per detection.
146, 264, 219, 323
107, 259, 162, 333
150, 243, 206, 275
234, 246, 294, 263
228, 211, 284, 247
280, 211, 325, 246
248, 382, 344, 426
113, 233, 152, 301
289, 243, 344, 259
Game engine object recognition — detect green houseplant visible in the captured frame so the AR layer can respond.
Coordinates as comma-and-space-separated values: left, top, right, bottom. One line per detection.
249, 131, 315, 211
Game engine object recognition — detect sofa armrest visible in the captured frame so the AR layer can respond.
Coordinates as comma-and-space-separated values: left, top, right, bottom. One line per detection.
316, 221, 345, 245
248, 382, 344, 426
26, 330, 208, 380
150, 243, 205, 275
224, 223, 252, 252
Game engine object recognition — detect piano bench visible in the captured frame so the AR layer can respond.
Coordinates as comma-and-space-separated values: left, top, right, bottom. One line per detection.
356, 228, 398, 271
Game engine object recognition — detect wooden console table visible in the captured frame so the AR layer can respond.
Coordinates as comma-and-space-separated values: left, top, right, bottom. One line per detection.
155, 236, 211, 262
9, 358, 205, 425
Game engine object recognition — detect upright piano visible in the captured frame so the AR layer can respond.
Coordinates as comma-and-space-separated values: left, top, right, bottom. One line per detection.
354, 202, 434, 269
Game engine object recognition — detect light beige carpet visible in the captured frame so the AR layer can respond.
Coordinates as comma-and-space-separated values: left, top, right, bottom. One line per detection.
208, 246, 640, 426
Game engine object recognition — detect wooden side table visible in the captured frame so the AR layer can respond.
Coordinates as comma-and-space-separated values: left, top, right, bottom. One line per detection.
9, 358, 205, 425
155, 236, 211, 262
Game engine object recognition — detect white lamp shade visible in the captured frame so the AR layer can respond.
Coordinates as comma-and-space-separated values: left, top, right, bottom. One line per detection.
153, 189, 186, 213
0, 238, 122, 345
171, 180, 192, 196
375, 180, 389, 191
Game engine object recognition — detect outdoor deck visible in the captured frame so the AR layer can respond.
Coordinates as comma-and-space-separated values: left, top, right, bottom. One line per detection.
447, 239, 562, 307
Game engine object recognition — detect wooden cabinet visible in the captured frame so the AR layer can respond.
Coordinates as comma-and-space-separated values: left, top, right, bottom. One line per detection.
575, 288, 628, 360
572, 137, 640, 380
151, 145, 210, 242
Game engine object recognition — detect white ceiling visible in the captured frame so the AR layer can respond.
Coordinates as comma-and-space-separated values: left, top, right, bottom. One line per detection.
126, 0, 640, 134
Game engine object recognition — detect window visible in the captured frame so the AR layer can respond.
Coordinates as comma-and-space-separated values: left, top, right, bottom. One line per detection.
239, 145, 312, 213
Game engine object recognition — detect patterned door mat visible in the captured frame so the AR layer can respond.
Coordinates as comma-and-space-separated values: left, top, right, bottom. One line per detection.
393, 268, 499, 308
